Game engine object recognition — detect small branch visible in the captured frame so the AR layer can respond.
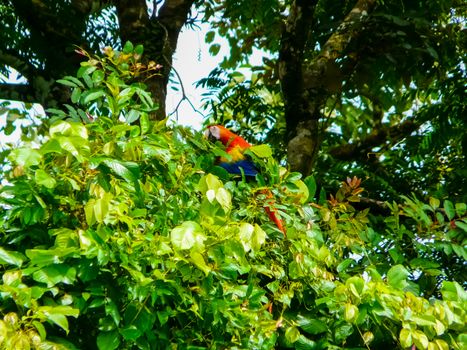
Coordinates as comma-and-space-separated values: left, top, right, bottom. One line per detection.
167, 65, 205, 119
354, 197, 391, 215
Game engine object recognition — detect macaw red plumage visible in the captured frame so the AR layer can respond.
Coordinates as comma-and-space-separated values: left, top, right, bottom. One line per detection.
205, 125, 286, 236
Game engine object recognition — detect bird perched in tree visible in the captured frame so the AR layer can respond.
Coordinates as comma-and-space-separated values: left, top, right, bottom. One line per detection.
205, 125, 286, 236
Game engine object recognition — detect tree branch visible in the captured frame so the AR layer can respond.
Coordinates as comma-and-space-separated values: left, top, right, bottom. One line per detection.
0, 82, 36, 103
0, 50, 35, 80
329, 119, 420, 161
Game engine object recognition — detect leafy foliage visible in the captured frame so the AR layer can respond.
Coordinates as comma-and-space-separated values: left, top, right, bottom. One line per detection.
1, 48, 466, 349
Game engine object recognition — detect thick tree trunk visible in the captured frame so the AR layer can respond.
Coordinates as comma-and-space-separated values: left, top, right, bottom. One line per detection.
279, 0, 377, 176
1, 0, 88, 107
115, 0, 194, 120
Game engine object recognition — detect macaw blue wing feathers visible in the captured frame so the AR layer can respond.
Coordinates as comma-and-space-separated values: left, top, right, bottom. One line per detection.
218, 160, 258, 177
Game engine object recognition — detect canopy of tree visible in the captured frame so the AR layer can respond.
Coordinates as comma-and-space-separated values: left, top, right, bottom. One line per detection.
0, 0, 466, 349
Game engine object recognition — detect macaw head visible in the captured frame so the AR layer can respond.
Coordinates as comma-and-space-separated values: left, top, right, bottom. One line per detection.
204, 125, 231, 145
205, 125, 251, 149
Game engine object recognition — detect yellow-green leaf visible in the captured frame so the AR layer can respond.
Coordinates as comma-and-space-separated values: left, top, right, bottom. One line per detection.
249, 144, 272, 158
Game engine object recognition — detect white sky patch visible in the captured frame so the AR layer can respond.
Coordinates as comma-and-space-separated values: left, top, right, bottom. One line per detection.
166, 22, 227, 130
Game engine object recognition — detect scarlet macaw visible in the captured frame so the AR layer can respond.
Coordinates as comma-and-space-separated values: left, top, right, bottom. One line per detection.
205, 125, 286, 236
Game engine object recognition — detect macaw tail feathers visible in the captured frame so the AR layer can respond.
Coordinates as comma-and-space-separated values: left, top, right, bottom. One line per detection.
261, 189, 286, 237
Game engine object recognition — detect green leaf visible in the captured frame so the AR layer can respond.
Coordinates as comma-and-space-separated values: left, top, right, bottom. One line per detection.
125, 109, 140, 124
297, 316, 328, 335
285, 326, 300, 344
248, 144, 272, 158
209, 43, 221, 56
91, 157, 140, 185
190, 251, 211, 276
238, 223, 254, 252
336, 259, 354, 274
57, 79, 79, 87
32, 321, 47, 340
49, 120, 88, 139
198, 173, 223, 193
409, 315, 436, 327
77, 65, 97, 80
85, 199, 96, 226
93, 194, 111, 223
9, 147, 42, 167
399, 328, 412, 348
26, 248, 77, 267
97, 330, 121, 350
123, 41, 134, 54
255, 224, 268, 249
35, 169, 57, 189
215, 187, 232, 211
135, 89, 154, 108
47, 314, 69, 333
205, 31, 215, 43
105, 299, 121, 325
412, 330, 428, 349
455, 203, 466, 217
387, 264, 409, 289
71, 87, 81, 103
0, 247, 26, 267
444, 200, 455, 220
38, 306, 79, 333
440, 281, 466, 301
83, 90, 106, 104
120, 325, 142, 341
57, 76, 85, 88
304, 176, 317, 201
334, 322, 354, 343
344, 303, 359, 323
32, 264, 77, 287
2, 270, 22, 286
140, 113, 150, 134
171, 221, 205, 250
452, 244, 467, 259
455, 220, 467, 232
135, 44, 144, 55
92, 70, 105, 84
